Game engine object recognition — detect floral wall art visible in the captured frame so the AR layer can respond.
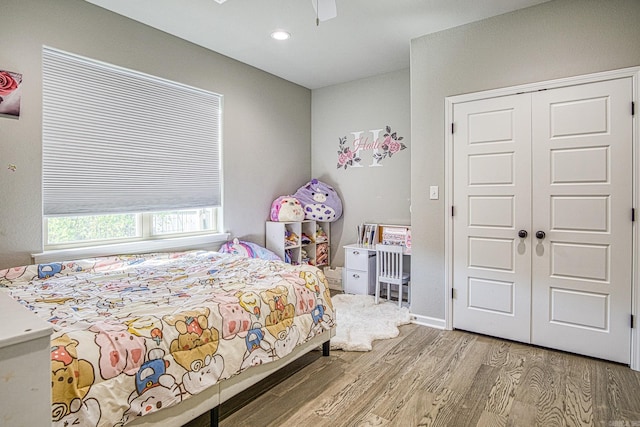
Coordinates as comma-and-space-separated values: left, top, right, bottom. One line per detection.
337, 125, 407, 169
0, 69, 22, 117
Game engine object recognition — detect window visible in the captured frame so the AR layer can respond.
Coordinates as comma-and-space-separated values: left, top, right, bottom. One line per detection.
46, 213, 138, 245
44, 208, 217, 248
42, 47, 222, 249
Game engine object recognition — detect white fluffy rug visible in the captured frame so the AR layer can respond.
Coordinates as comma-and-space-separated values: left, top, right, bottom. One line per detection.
330, 293, 412, 352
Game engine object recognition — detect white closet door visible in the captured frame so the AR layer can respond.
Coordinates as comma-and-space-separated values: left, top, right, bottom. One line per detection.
452, 94, 532, 343
531, 78, 633, 363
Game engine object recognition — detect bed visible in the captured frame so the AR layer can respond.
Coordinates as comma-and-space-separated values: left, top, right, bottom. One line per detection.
0, 250, 336, 427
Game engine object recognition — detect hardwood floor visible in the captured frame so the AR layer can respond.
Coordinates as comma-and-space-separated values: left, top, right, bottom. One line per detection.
190, 324, 640, 426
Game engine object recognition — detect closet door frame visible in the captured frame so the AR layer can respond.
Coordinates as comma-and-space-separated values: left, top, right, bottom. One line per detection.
444, 66, 640, 371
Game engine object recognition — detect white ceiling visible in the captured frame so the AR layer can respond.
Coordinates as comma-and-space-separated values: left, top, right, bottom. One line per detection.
85, 0, 550, 90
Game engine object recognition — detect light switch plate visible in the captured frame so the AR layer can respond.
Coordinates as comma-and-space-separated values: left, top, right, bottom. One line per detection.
429, 186, 439, 200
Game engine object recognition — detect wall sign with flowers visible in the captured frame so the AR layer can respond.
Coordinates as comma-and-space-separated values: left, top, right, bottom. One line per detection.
337, 125, 407, 169
0, 69, 23, 118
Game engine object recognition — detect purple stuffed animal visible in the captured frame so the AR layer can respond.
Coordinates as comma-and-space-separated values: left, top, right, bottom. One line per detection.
293, 179, 343, 222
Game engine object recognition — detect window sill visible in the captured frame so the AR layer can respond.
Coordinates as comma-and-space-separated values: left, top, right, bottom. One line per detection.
32, 232, 230, 264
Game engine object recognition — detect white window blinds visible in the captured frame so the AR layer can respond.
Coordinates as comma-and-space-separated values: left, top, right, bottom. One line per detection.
42, 47, 222, 216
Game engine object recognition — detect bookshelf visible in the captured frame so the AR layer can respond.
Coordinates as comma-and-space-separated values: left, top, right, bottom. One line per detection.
266, 220, 330, 266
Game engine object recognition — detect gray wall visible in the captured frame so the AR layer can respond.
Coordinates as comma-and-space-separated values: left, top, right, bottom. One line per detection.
0, 0, 311, 269
311, 69, 411, 266
410, 0, 640, 320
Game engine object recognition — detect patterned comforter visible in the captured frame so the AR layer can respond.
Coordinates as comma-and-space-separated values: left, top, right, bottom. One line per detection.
0, 250, 335, 427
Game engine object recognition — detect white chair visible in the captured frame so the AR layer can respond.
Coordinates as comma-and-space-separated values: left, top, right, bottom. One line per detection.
375, 244, 410, 307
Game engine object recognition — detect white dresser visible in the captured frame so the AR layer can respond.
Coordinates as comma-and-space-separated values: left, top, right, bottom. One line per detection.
0, 291, 53, 426
343, 244, 376, 295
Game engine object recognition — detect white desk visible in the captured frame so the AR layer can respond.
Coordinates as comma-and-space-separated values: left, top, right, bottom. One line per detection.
343, 244, 411, 295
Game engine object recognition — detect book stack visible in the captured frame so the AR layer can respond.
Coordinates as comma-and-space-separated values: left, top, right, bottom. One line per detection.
357, 223, 378, 247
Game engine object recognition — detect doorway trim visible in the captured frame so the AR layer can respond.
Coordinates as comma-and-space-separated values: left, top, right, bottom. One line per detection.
444, 66, 640, 370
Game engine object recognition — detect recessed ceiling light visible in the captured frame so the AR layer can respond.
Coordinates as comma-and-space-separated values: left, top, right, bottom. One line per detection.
271, 30, 291, 41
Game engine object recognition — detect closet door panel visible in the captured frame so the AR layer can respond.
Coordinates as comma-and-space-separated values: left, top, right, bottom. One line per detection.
531, 77, 633, 364
452, 94, 532, 343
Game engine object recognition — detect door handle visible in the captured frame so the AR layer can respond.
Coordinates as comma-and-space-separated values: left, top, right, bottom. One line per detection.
518, 230, 528, 238
535, 230, 546, 240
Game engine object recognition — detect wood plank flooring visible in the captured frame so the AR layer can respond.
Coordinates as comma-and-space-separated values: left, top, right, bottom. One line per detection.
186, 324, 640, 427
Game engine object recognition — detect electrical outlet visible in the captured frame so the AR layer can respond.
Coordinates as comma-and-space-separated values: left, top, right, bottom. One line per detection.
429, 186, 439, 200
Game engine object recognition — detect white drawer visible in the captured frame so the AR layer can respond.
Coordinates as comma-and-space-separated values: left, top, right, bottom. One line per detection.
345, 247, 373, 271
343, 268, 370, 295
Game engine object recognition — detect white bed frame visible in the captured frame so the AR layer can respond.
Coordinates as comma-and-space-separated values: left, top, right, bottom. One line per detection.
129, 328, 335, 427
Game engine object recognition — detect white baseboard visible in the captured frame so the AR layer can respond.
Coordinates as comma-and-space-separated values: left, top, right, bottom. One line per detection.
411, 313, 447, 330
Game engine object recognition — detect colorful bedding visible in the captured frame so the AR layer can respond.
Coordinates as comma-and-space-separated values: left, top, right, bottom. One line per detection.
0, 250, 335, 427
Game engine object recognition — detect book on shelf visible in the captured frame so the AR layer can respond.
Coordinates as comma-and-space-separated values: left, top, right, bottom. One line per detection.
357, 223, 378, 246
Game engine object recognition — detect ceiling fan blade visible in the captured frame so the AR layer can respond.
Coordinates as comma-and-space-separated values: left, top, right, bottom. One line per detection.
311, 0, 337, 22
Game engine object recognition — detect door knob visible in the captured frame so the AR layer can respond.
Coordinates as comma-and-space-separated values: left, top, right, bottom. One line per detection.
518, 230, 528, 238
536, 230, 546, 239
